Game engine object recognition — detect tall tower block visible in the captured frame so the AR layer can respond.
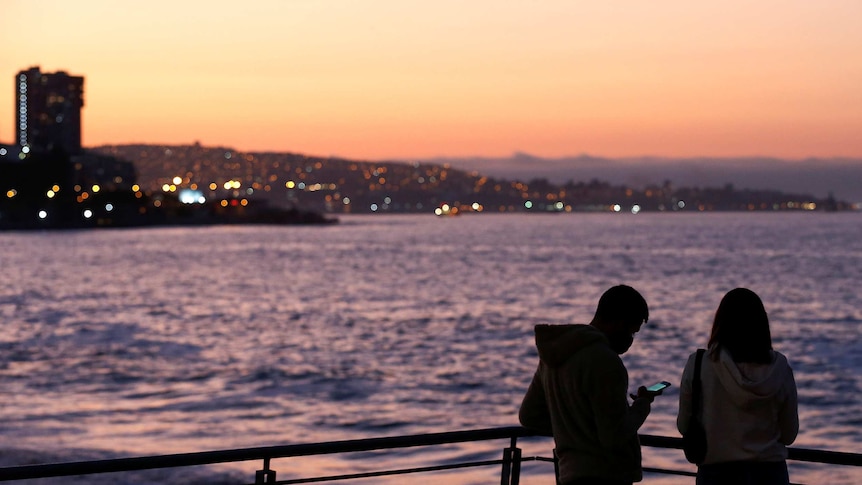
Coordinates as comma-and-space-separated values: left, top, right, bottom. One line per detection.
16, 66, 84, 155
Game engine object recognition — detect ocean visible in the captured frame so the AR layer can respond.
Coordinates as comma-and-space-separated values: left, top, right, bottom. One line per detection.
1, 212, 860, 484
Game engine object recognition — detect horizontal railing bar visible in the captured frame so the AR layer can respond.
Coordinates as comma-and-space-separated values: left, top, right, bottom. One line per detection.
786, 447, 862, 467
0, 427, 858, 482
0, 427, 531, 481
521, 455, 556, 463
263, 459, 504, 485
643, 466, 697, 477
639, 434, 684, 450
639, 434, 862, 467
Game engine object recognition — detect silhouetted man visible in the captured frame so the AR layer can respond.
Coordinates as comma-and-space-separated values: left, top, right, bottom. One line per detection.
519, 285, 660, 485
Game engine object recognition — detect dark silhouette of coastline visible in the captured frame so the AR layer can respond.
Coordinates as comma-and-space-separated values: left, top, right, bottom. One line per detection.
0, 147, 336, 230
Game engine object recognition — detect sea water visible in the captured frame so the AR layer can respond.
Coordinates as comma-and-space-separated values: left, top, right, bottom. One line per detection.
0, 213, 860, 484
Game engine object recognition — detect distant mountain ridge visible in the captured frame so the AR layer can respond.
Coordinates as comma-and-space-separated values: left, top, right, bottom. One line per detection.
424, 154, 862, 203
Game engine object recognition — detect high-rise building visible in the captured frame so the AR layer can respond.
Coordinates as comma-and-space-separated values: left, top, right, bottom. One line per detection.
15, 66, 84, 155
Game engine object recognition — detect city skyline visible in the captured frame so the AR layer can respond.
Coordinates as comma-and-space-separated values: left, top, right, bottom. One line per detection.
7, 64, 860, 204
2, 1, 861, 161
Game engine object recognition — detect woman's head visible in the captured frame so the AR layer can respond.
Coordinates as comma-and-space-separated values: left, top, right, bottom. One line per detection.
708, 288, 773, 363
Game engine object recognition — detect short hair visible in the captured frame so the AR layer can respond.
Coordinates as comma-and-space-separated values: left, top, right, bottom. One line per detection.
594, 285, 649, 325
708, 288, 773, 363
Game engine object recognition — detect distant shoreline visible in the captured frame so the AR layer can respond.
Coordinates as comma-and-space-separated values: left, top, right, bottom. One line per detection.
88, 143, 859, 215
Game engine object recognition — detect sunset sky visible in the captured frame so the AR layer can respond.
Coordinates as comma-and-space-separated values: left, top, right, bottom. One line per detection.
2, 0, 861, 161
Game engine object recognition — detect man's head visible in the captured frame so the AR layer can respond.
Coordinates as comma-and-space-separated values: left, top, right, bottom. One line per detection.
590, 285, 649, 354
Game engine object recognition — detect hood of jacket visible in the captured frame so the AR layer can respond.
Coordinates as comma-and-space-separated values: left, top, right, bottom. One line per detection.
711, 346, 791, 405
534, 324, 609, 367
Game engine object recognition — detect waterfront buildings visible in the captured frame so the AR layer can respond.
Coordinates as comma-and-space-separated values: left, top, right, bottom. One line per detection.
1, 67, 148, 228
15, 66, 85, 155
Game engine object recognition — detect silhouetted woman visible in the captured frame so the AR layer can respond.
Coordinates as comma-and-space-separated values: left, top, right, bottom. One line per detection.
677, 288, 799, 485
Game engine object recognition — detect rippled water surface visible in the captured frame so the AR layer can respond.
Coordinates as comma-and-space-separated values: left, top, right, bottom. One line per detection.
1, 213, 860, 484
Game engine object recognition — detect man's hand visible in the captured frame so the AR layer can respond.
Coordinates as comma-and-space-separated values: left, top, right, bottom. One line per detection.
629, 385, 662, 404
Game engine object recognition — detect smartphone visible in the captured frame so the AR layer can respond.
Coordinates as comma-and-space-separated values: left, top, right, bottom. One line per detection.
645, 381, 672, 393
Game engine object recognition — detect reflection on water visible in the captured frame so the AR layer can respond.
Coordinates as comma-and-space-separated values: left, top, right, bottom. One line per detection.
0, 213, 860, 483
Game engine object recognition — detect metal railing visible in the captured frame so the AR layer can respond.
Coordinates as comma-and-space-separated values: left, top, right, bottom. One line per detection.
0, 427, 858, 484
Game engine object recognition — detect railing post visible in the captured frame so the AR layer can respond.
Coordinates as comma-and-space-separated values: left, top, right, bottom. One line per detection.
500, 436, 522, 485
255, 457, 277, 484
553, 449, 561, 485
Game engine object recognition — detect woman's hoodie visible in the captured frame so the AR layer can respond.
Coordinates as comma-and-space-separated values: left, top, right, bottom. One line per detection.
520, 324, 651, 483
677, 346, 799, 464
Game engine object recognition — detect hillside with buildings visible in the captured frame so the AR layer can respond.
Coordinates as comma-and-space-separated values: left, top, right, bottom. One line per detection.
91, 143, 853, 214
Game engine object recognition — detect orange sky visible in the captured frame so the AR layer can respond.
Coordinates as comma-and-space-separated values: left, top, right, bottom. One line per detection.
2, 0, 861, 160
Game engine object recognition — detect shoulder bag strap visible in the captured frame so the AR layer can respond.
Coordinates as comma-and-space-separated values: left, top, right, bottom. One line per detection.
692, 348, 705, 414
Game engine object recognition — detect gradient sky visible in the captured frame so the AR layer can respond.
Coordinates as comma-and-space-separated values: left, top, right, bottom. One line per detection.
2, 0, 861, 160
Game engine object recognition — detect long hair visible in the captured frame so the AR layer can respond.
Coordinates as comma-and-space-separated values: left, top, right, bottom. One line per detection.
708, 288, 773, 363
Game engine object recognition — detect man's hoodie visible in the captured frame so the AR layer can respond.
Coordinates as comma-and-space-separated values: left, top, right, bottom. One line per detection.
677, 346, 798, 464
520, 324, 651, 483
